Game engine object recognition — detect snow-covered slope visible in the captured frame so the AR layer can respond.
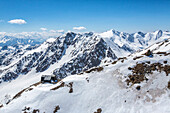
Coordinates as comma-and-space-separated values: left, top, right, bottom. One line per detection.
99, 29, 170, 53
0, 37, 169, 113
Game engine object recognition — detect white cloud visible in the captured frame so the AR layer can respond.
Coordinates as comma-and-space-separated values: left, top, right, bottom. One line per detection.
73, 26, 86, 30
49, 30, 56, 33
40, 28, 47, 31
49, 29, 64, 33
8, 19, 27, 24
57, 30, 64, 33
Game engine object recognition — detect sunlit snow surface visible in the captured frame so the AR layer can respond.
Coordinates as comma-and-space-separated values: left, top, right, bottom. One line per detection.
0, 37, 169, 113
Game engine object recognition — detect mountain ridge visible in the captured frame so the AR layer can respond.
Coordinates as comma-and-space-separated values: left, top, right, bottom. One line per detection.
0, 30, 170, 83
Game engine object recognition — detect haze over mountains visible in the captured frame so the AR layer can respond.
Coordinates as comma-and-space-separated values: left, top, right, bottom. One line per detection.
0, 31, 64, 45
0, 29, 169, 113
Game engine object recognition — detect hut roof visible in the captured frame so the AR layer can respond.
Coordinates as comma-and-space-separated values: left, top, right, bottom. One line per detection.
42, 75, 55, 81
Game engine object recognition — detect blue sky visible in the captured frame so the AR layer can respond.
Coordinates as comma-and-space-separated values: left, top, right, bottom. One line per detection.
0, 0, 170, 33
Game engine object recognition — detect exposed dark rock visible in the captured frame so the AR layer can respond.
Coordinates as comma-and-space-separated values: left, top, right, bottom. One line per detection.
133, 56, 143, 60
85, 67, 104, 73
136, 86, 141, 90
144, 50, 153, 57
0, 104, 3, 109
126, 62, 170, 86
94, 108, 102, 113
53, 38, 116, 79
2, 72, 18, 82
32, 109, 40, 113
53, 105, 60, 113
51, 82, 65, 90
164, 60, 167, 64
168, 81, 170, 89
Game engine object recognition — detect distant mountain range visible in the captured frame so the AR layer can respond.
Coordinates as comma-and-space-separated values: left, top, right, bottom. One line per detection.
0, 31, 64, 44
0, 29, 169, 113
0, 36, 42, 48
0, 30, 169, 83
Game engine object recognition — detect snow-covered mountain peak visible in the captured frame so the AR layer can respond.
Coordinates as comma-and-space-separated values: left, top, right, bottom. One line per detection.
145, 30, 162, 40
99, 29, 119, 38
46, 38, 56, 43
133, 31, 145, 38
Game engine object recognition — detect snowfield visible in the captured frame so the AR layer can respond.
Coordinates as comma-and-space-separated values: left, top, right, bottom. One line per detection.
0, 36, 169, 113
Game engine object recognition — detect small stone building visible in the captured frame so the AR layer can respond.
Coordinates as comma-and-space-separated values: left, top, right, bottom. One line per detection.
41, 75, 57, 83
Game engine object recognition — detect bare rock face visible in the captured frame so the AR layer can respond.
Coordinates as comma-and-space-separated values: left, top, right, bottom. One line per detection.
53, 38, 117, 79
36, 32, 76, 72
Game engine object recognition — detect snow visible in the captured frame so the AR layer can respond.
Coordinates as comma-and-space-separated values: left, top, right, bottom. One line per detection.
0, 68, 41, 104
1, 39, 53, 70
46, 38, 56, 43
0, 54, 169, 113
0, 38, 10, 43
98, 29, 170, 53
0, 30, 169, 113
99, 29, 115, 38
